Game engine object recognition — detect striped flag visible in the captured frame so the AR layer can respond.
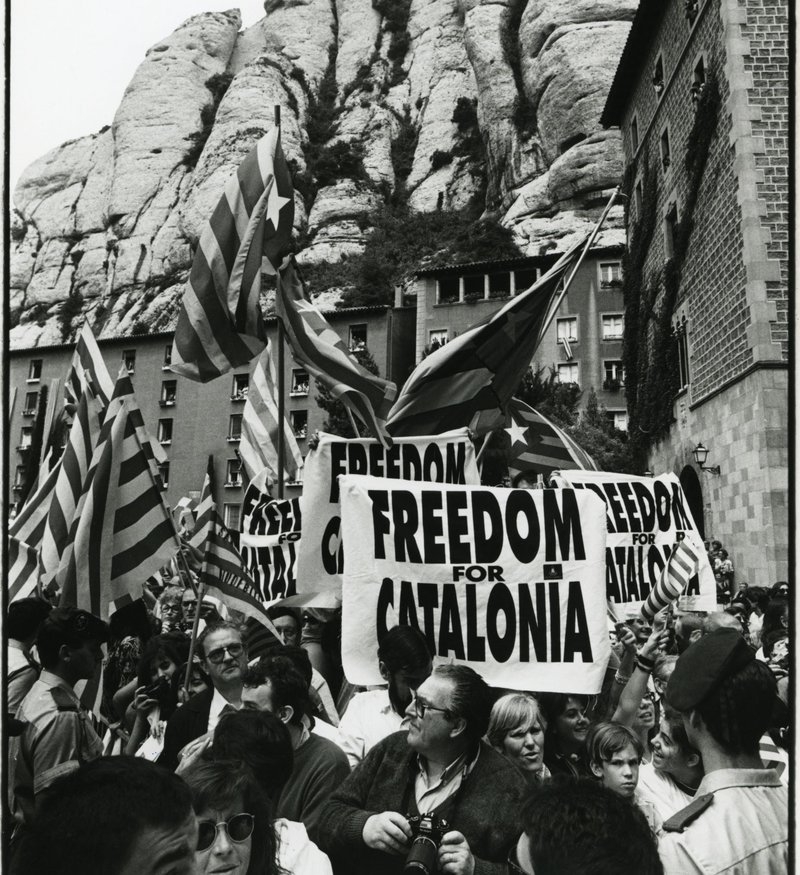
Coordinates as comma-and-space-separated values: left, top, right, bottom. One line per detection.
8, 537, 41, 602
239, 342, 303, 482
171, 125, 295, 382
64, 321, 114, 408
641, 539, 701, 621
506, 397, 598, 482
386, 238, 587, 437
56, 398, 180, 620
39, 386, 104, 592
276, 258, 397, 444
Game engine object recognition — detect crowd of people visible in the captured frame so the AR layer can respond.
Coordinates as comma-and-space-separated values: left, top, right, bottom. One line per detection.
5, 569, 791, 874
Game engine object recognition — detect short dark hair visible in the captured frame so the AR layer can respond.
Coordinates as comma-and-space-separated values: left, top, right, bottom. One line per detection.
661, 703, 697, 759
242, 656, 310, 726
434, 664, 493, 749
196, 621, 244, 660
267, 606, 301, 629
275, 644, 313, 688
13, 757, 194, 875
7, 598, 52, 641
212, 709, 294, 799
586, 722, 644, 767
538, 692, 590, 750
519, 778, 663, 875
377, 624, 431, 675
695, 659, 778, 755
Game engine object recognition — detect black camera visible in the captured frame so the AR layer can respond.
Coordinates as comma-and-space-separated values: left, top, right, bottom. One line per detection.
404, 813, 449, 874
143, 676, 173, 709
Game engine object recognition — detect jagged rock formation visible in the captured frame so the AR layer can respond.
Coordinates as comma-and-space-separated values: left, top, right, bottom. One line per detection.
11, 0, 633, 349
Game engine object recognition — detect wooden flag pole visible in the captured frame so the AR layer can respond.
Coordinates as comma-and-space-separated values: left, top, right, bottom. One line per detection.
183, 578, 207, 696
274, 104, 286, 500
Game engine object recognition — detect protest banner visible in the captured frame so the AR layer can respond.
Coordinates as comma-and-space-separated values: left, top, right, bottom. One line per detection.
297, 429, 480, 592
239, 481, 302, 603
339, 475, 610, 693
551, 471, 716, 613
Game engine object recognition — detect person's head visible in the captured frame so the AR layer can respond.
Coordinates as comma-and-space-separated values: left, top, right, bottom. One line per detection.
673, 612, 705, 653
377, 624, 433, 715
181, 588, 198, 622
35, 607, 109, 683
538, 693, 591, 755
274, 644, 313, 688
652, 654, 677, 699
512, 471, 538, 489
485, 693, 546, 780
718, 549, 728, 560
405, 664, 493, 760
109, 598, 152, 644
711, 540, 722, 552
182, 758, 277, 875
586, 723, 643, 799
174, 659, 212, 698
703, 611, 743, 635
212, 710, 294, 800
666, 628, 777, 757
14, 756, 197, 875
650, 704, 701, 782
266, 607, 301, 647
626, 616, 651, 644
240, 656, 310, 727
197, 623, 247, 691
7, 597, 52, 646
513, 779, 663, 875
770, 581, 789, 599
159, 586, 184, 625
632, 689, 657, 734
136, 633, 189, 689
761, 597, 789, 639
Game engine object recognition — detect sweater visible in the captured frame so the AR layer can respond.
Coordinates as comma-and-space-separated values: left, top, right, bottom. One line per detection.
317, 731, 526, 875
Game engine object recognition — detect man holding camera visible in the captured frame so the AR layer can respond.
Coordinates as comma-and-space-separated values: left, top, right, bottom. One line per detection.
318, 664, 526, 874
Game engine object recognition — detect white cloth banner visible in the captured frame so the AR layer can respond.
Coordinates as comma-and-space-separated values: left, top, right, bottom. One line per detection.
339, 475, 610, 693
297, 429, 480, 593
551, 471, 716, 613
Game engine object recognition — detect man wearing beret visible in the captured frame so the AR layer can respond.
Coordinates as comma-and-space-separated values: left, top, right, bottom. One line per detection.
8, 606, 109, 834
658, 628, 788, 873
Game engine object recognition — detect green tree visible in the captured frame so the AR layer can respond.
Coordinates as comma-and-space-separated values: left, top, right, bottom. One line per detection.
571, 388, 639, 475
315, 347, 382, 438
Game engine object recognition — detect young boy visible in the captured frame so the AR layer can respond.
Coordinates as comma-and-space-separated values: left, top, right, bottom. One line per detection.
586, 722, 643, 800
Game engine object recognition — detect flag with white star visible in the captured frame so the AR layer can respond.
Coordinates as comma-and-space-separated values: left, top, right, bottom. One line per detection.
171, 125, 295, 382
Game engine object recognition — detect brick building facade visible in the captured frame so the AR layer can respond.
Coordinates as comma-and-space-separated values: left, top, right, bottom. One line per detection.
602, 0, 788, 584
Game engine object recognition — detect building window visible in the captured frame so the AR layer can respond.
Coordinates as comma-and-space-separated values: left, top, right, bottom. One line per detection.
157, 462, 170, 490
163, 345, 172, 369
18, 426, 33, 450
291, 369, 309, 396
231, 374, 249, 401
463, 274, 484, 302
488, 272, 510, 299
23, 391, 38, 416
634, 180, 643, 215
225, 459, 242, 487
675, 317, 690, 389
556, 363, 579, 385
664, 201, 680, 260
686, 0, 699, 25
157, 419, 173, 445
514, 267, 538, 292
122, 350, 136, 375
223, 503, 241, 531
27, 359, 42, 381
556, 318, 578, 342
603, 360, 625, 390
13, 465, 25, 489
160, 381, 177, 406
437, 276, 459, 304
228, 414, 243, 442
630, 115, 639, 153
607, 410, 629, 432
287, 457, 305, 487
660, 126, 671, 172
429, 329, 449, 351
602, 315, 624, 340
349, 324, 367, 351
691, 55, 706, 105
291, 410, 308, 440
599, 262, 622, 288
653, 53, 665, 98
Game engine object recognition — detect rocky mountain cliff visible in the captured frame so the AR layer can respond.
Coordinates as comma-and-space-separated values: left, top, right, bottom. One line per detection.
10, 0, 635, 349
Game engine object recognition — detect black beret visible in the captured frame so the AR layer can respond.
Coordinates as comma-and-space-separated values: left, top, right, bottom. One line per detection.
41, 606, 109, 644
665, 628, 754, 711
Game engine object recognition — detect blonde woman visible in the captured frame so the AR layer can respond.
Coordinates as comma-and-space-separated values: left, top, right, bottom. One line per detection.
486, 692, 550, 784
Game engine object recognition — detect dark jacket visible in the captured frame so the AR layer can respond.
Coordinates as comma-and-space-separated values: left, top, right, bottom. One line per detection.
317, 731, 526, 875
158, 687, 213, 771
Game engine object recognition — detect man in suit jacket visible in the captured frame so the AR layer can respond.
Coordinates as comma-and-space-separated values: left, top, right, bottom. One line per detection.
159, 621, 247, 771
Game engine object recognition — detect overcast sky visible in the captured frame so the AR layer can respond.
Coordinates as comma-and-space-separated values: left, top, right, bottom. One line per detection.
10, 1, 266, 191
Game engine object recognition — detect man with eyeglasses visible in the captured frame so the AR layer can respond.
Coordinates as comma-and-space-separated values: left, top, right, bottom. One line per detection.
318, 664, 526, 874
159, 621, 248, 771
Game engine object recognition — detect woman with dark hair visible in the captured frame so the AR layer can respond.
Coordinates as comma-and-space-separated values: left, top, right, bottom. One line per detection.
182, 757, 332, 875
755, 597, 789, 661
102, 598, 155, 719
538, 692, 593, 778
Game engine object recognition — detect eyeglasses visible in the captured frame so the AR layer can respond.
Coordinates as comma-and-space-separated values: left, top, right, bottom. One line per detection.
205, 643, 244, 664
412, 697, 450, 719
197, 813, 254, 852
161, 604, 182, 614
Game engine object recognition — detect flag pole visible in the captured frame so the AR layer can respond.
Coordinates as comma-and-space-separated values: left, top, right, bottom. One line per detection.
539, 186, 620, 340
182, 578, 207, 696
274, 105, 286, 500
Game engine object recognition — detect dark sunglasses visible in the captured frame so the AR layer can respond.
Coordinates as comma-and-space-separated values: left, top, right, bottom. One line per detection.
205, 643, 244, 664
197, 813, 254, 852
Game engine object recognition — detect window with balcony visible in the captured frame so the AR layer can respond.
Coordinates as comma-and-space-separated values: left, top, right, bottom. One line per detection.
231, 374, 249, 401
602, 315, 624, 340
429, 329, 449, 352
157, 419, 173, 445
27, 359, 42, 381
228, 414, 243, 442
225, 459, 243, 488
556, 363, 579, 385
291, 410, 308, 440
163, 344, 172, 369
160, 381, 177, 406
603, 360, 625, 391
660, 126, 671, 173
291, 369, 309, 396
349, 324, 367, 351
223, 503, 241, 531
23, 391, 38, 416
123, 350, 136, 375
157, 462, 170, 490
599, 262, 622, 288
18, 426, 33, 451
556, 318, 578, 343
